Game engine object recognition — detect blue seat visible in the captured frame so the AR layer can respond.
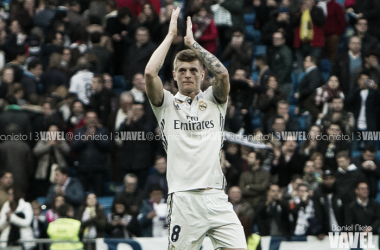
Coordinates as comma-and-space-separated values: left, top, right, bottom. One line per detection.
320, 59, 332, 74
289, 105, 297, 116
222, 60, 230, 69
291, 72, 298, 91
254, 45, 267, 56
351, 150, 361, 158
251, 72, 259, 82
244, 13, 256, 25
297, 116, 307, 131
322, 72, 330, 82
36, 197, 46, 206
377, 180, 380, 204
113, 75, 127, 94
98, 196, 114, 215
245, 25, 255, 41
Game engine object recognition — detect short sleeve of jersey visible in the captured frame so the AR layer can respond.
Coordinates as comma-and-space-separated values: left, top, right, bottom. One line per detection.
149, 89, 173, 121
203, 86, 228, 114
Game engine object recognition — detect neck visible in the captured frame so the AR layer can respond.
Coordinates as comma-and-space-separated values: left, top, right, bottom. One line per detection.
359, 197, 368, 203
351, 50, 360, 57
357, 32, 365, 38
179, 89, 200, 100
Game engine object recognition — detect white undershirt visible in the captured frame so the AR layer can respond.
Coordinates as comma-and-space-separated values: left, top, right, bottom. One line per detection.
357, 89, 369, 130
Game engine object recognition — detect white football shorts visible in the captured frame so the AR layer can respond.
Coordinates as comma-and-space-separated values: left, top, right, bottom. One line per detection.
167, 188, 247, 250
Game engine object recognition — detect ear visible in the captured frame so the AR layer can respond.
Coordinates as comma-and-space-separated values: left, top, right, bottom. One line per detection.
201, 70, 205, 81
172, 70, 177, 81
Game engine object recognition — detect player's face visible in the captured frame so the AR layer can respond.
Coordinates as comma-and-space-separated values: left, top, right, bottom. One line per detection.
173, 60, 204, 94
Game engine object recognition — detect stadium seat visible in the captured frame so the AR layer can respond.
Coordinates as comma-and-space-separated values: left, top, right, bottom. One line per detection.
113, 75, 128, 94
244, 13, 256, 25
254, 45, 267, 56
36, 197, 46, 207
291, 72, 298, 91
351, 150, 361, 158
297, 116, 307, 131
98, 196, 114, 215
322, 72, 330, 82
245, 25, 255, 41
288, 105, 297, 116
320, 59, 332, 74
222, 60, 230, 69
251, 72, 259, 82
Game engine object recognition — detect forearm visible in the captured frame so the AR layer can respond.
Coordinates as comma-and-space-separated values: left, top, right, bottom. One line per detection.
145, 35, 173, 77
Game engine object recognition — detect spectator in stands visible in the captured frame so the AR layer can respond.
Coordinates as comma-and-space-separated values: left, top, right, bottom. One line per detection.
267, 100, 300, 134
352, 18, 379, 55
68, 100, 86, 134
130, 73, 147, 104
0, 67, 14, 99
0, 171, 13, 211
333, 36, 362, 95
210, 0, 233, 52
225, 97, 243, 133
282, 174, 303, 202
295, 55, 324, 111
89, 74, 113, 128
299, 125, 321, 157
119, 103, 155, 187
138, 3, 160, 44
291, 183, 320, 236
310, 152, 324, 178
256, 184, 291, 237
302, 161, 320, 195
40, 53, 69, 93
304, 75, 344, 123
268, 115, 286, 148
144, 155, 168, 198
33, 0, 56, 31
71, 111, 111, 196
347, 0, 380, 40
86, 31, 112, 74
293, 0, 326, 71
33, 124, 70, 197
313, 170, 344, 237
228, 186, 254, 239
221, 28, 253, 75
47, 203, 83, 250
271, 136, 306, 187
262, 7, 293, 48
321, 97, 355, 136
46, 195, 65, 223
69, 57, 94, 106
254, 55, 273, 91
351, 51, 380, 88
45, 166, 85, 212
345, 182, 380, 246
0, 188, 35, 250
40, 31, 64, 70
115, 174, 145, 217
30, 200, 48, 241
116, 0, 161, 17
318, 0, 346, 63
5, 45, 26, 83
352, 144, 380, 199
267, 31, 293, 97
106, 196, 135, 238
239, 151, 271, 209
20, 58, 43, 100
229, 69, 256, 113
221, 149, 241, 189
114, 91, 134, 132
0, 124, 33, 198
137, 184, 167, 237
258, 77, 287, 133
125, 27, 157, 83
317, 123, 350, 171
253, 0, 279, 31
347, 71, 380, 150
335, 151, 366, 205
32, 100, 66, 133
77, 193, 107, 249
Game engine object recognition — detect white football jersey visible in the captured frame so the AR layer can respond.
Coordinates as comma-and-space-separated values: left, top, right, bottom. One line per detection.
150, 86, 227, 194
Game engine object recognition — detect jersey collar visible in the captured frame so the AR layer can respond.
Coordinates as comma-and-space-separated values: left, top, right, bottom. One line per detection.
175, 90, 204, 102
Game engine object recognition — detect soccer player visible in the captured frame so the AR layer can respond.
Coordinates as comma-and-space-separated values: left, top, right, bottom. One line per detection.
144, 7, 247, 250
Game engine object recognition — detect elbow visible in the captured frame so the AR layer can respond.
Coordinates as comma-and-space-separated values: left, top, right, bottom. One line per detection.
144, 67, 156, 78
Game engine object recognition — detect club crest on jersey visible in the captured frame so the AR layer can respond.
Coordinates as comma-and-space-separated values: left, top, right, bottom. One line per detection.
199, 101, 207, 111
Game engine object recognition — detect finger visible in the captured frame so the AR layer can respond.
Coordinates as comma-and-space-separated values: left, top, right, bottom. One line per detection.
187, 16, 192, 30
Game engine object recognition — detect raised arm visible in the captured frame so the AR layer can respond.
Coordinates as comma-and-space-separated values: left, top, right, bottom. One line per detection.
145, 7, 181, 106
184, 17, 230, 103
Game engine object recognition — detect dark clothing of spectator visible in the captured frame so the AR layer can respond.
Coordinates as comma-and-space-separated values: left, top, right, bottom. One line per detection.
115, 189, 145, 217
33, 7, 56, 31
317, 140, 350, 172
40, 44, 62, 71
336, 166, 366, 205
350, 65, 380, 89
239, 168, 271, 208
352, 155, 380, 199
225, 106, 243, 133
229, 79, 257, 110
45, 177, 85, 210
254, 0, 278, 31
89, 88, 113, 128
0, 81, 8, 99
257, 90, 287, 133
40, 67, 69, 92
313, 183, 345, 234
86, 46, 112, 74
119, 117, 155, 187
256, 199, 291, 237
345, 199, 380, 233
21, 73, 40, 100
144, 172, 168, 199
71, 126, 111, 196
290, 199, 320, 236
347, 87, 380, 132
125, 41, 157, 83
6, 63, 24, 83
0, 140, 33, 193
268, 44, 293, 86
271, 152, 306, 187
220, 0, 244, 32
116, 0, 161, 17
221, 40, 253, 76
0, 109, 31, 139
321, 110, 355, 136
298, 67, 324, 110
333, 51, 361, 95
352, 0, 380, 39
77, 205, 107, 238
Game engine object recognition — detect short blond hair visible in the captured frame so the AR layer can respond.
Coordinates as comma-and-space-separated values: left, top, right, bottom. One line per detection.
173, 49, 203, 71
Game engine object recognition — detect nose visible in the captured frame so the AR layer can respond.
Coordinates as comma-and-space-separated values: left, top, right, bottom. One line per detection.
185, 70, 192, 78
